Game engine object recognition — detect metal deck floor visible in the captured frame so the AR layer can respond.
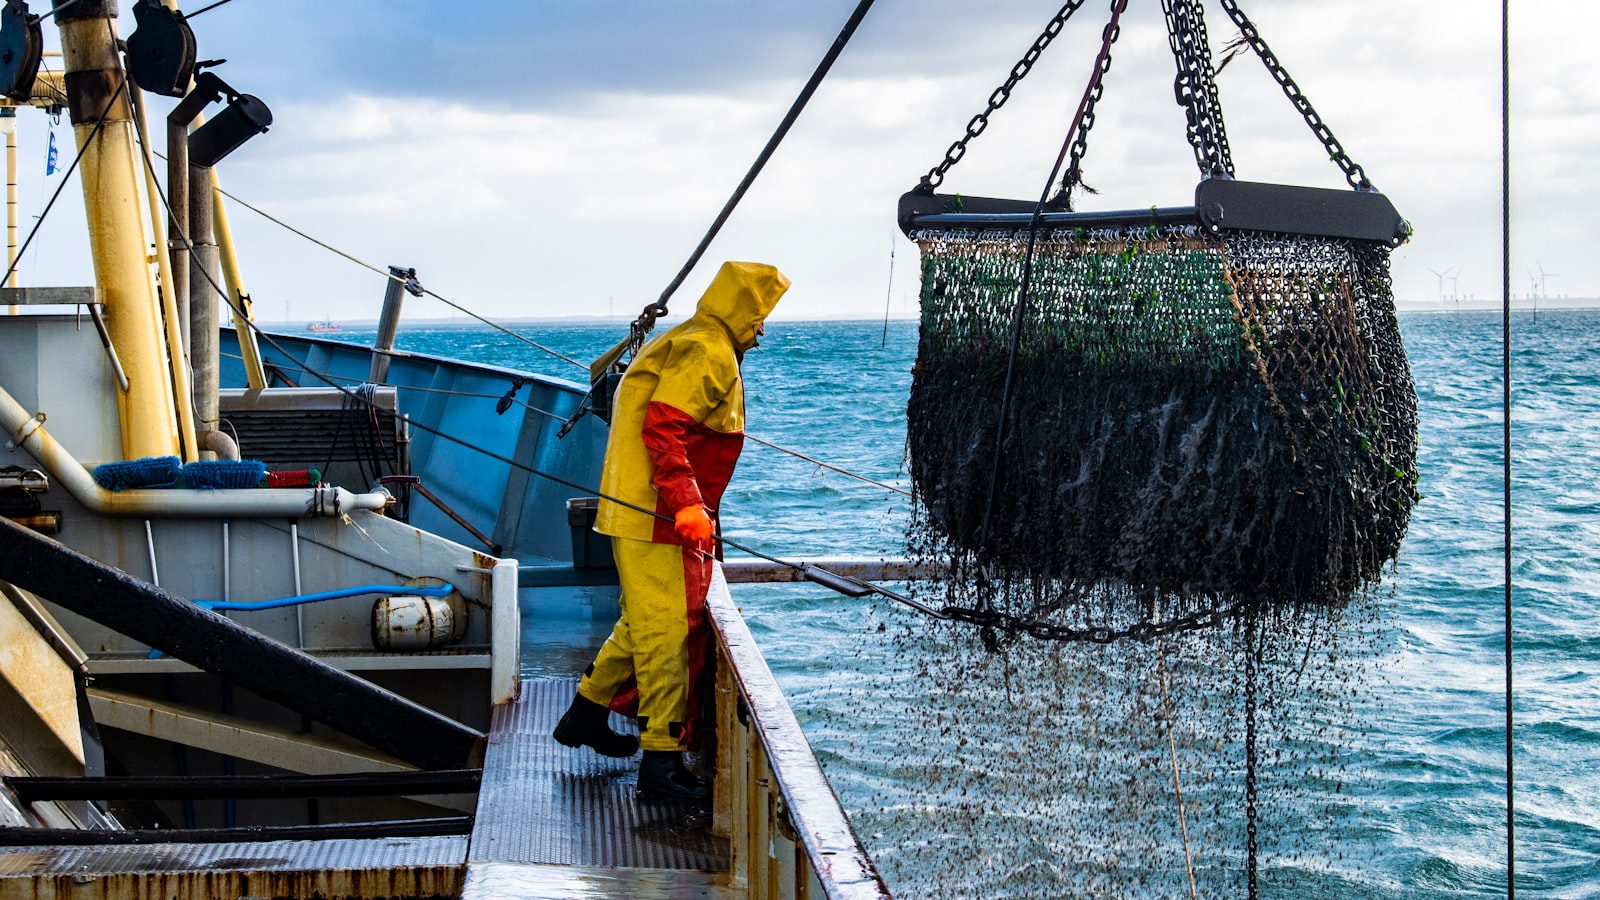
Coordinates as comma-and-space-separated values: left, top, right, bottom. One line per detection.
466, 677, 728, 873
0, 836, 467, 897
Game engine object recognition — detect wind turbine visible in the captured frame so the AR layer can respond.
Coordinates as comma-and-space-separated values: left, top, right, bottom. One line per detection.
1427, 266, 1450, 307
1446, 266, 1462, 313
1537, 261, 1558, 302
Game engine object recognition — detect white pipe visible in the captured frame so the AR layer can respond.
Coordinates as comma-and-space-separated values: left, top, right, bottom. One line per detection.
221, 520, 231, 603
144, 519, 160, 586
290, 521, 304, 647
198, 428, 241, 461
0, 385, 391, 519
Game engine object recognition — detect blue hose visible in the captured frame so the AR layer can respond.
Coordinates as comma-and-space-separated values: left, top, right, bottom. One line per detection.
146, 584, 453, 659
195, 583, 452, 612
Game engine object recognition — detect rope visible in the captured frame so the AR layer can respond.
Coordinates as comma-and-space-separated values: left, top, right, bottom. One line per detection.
0, 79, 123, 287
143, 145, 939, 617
184, 0, 236, 17
222, 349, 912, 498
639, 0, 879, 326
202, 180, 587, 369
744, 434, 911, 497
1500, 0, 1515, 892
880, 227, 895, 348
1156, 643, 1198, 900
975, 0, 1128, 569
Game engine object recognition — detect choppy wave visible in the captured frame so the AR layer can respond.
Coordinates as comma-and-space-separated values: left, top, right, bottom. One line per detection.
385, 309, 1594, 896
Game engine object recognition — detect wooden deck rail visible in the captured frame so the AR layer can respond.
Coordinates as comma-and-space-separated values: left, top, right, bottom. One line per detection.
708, 564, 892, 900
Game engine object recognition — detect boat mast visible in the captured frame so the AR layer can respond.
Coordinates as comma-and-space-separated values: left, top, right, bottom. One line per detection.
57, 0, 182, 460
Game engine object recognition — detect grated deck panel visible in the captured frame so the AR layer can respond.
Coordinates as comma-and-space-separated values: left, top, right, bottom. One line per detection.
467, 677, 728, 872
0, 836, 467, 875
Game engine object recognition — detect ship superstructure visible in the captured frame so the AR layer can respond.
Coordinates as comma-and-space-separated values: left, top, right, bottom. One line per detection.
0, 2, 887, 897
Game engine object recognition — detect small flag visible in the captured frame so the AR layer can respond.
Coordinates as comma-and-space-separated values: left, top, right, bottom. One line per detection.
45, 132, 58, 175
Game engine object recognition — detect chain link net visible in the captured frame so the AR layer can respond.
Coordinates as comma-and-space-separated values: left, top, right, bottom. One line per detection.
905, 224, 1418, 641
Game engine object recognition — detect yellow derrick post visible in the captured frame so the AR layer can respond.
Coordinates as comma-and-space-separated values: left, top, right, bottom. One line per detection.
211, 171, 266, 390
57, 3, 181, 460
128, 82, 198, 461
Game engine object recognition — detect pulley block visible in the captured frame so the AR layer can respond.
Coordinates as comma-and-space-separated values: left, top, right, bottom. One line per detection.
0, 0, 43, 103
126, 0, 197, 98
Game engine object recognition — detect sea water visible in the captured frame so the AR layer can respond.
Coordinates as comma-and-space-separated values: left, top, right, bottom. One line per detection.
353, 310, 1594, 896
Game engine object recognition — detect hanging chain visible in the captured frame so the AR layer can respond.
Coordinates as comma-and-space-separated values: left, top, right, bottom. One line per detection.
1243, 610, 1261, 900
920, 0, 1091, 192
1057, 4, 1126, 208
943, 599, 1242, 644
1215, 0, 1372, 191
1189, 0, 1234, 175
1162, 0, 1234, 178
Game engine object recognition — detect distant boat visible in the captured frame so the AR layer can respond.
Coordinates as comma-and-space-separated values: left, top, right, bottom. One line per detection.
307, 320, 341, 333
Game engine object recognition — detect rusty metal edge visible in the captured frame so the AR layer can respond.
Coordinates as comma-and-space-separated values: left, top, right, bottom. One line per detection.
706, 564, 892, 899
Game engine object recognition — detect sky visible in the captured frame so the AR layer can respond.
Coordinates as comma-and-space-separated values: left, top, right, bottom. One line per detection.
10, 0, 1596, 321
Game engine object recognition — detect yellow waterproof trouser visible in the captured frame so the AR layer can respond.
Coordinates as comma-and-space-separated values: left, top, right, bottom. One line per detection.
577, 536, 713, 752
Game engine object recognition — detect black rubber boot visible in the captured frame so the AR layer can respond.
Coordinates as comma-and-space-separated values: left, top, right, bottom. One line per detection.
638, 750, 710, 803
552, 694, 639, 759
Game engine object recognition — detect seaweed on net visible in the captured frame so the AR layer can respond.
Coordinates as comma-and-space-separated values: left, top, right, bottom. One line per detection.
906, 224, 1418, 630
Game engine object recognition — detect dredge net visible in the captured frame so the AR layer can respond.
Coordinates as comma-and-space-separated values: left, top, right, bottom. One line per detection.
906, 223, 1418, 632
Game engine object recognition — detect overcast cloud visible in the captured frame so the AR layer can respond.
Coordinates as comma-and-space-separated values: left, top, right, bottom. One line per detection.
12, 1, 1595, 321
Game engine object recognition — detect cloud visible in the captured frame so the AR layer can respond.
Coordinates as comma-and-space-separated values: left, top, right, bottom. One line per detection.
11, 0, 1595, 324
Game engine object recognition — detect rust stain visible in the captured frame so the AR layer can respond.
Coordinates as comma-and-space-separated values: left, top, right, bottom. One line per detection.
17, 864, 464, 899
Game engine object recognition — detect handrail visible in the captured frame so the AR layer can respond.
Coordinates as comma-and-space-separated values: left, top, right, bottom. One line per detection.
707, 563, 891, 899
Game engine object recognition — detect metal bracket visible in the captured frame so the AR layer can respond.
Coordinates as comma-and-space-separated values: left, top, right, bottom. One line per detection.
898, 180, 1410, 246
0, 466, 45, 492
6, 410, 42, 449
1194, 178, 1411, 247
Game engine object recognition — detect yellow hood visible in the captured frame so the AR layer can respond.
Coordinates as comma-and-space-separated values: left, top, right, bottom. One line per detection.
691, 261, 791, 352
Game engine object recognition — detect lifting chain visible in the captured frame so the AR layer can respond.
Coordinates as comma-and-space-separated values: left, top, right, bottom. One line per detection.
919, 0, 1091, 192
943, 599, 1242, 644
1215, 0, 1373, 191
1057, 0, 1127, 208
1162, 0, 1234, 178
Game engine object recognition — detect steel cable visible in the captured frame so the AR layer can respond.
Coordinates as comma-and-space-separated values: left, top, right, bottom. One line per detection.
1500, 0, 1515, 892
134, 129, 942, 619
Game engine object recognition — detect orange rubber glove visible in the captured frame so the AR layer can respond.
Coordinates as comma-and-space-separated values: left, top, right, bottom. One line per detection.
673, 505, 715, 543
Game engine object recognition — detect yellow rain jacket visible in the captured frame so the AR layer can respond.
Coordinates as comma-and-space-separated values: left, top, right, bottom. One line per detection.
594, 261, 791, 544
580, 261, 790, 751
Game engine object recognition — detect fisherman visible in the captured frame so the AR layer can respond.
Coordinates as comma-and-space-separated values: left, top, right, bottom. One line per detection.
554, 261, 791, 801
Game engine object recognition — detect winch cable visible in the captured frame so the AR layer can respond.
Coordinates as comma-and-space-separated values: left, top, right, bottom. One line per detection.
1500, 0, 1515, 891
199, 181, 587, 369
973, 0, 1129, 605
193, 184, 912, 500
623, 0, 879, 340
133, 120, 942, 620
0, 79, 124, 288
221, 350, 914, 500
1156, 640, 1199, 900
